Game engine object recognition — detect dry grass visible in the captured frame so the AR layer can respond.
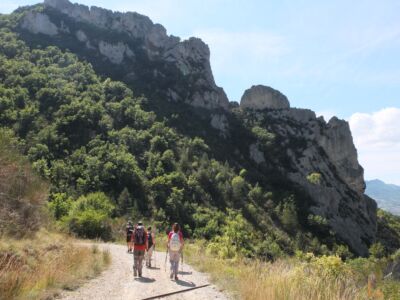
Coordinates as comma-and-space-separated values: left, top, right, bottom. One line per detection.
0, 129, 48, 238
184, 241, 399, 300
0, 230, 111, 300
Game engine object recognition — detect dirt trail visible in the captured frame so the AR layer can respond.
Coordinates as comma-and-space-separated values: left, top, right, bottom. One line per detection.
59, 243, 229, 300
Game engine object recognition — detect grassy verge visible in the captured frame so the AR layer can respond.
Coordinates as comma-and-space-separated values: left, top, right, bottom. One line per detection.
184, 240, 400, 300
0, 230, 110, 300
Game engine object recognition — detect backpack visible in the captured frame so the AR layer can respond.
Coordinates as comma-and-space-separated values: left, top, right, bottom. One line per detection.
134, 226, 145, 245
147, 232, 153, 248
126, 225, 133, 236
169, 232, 181, 251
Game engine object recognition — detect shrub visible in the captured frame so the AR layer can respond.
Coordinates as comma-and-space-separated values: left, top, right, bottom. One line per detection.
65, 192, 115, 240
275, 196, 298, 233
307, 172, 322, 185
48, 193, 72, 220
369, 242, 386, 259
67, 209, 112, 240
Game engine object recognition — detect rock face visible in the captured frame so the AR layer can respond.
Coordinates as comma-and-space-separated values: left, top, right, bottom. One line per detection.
240, 85, 290, 110
210, 114, 229, 137
98, 41, 134, 64
249, 108, 376, 256
249, 143, 266, 164
319, 117, 365, 195
20, 12, 58, 35
20, 0, 229, 110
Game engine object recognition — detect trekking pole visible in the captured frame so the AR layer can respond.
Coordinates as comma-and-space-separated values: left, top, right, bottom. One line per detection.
164, 247, 168, 272
181, 250, 184, 275
154, 244, 157, 268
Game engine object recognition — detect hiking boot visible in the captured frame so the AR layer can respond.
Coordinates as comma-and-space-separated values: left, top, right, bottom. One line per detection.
133, 268, 137, 277
175, 275, 179, 280
138, 271, 142, 277
149, 262, 151, 268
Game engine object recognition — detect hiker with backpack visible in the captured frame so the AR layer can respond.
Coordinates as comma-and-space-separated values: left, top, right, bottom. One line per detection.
146, 226, 155, 268
167, 223, 184, 280
126, 220, 134, 253
131, 221, 148, 277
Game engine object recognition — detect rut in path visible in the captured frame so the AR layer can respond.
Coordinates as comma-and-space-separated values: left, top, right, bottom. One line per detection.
59, 243, 229, 300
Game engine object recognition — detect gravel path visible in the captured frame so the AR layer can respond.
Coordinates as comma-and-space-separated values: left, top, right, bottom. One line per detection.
58, 243, 229, 300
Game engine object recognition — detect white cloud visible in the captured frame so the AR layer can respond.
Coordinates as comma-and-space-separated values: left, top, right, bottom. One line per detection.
349, 107, 400, 185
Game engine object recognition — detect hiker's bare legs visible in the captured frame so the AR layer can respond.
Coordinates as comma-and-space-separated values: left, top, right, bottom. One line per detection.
146, 245, 154, 267
169, 250, 180, 279
134, 250, 145, 277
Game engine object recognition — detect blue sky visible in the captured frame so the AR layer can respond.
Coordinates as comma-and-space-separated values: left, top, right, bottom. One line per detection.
1, 0, 400, 185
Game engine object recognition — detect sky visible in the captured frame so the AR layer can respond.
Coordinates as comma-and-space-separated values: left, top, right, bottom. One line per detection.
1, 0, 399, 184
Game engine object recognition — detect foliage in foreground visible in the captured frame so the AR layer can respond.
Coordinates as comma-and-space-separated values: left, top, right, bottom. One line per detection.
184, 240, 400, 300
0, 231, 110, 300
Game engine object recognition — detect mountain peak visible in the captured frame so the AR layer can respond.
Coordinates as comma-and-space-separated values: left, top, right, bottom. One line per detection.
240, 85, 290, 110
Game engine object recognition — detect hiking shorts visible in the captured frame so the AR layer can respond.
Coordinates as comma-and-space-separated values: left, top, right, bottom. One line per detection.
126, 234, 132, 242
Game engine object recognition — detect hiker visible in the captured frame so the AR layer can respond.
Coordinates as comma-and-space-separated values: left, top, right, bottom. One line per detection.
167, 223, 184, 280
132, 221, 148, 277
126, 220, 134, 253
146, 226, 155, 268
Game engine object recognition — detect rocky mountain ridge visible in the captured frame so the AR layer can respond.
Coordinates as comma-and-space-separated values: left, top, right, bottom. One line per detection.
13, 0, 377, 255
21, 0, 229, 109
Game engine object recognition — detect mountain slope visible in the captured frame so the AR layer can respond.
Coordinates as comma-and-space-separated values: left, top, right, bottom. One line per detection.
366, 179, 400, 215
0, 0, 383, 256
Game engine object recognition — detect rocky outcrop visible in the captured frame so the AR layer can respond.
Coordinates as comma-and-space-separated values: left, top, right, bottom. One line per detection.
318, 117, 365, 195
240, 85, 290, 110
98, 41, 134, 64
210, 114, 229, 137
20, 11, 58, 36
250, 108, 376, 256
18, 0, 229, 110
249, 143, 266, 164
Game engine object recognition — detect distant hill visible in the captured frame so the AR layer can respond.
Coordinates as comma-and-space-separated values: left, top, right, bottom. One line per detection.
366, 180, 400, 215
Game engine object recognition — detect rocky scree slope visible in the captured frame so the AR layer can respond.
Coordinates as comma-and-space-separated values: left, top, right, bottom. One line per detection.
14, 0, 377, 256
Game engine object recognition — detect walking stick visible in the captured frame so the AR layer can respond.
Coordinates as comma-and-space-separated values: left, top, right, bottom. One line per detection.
181, 250, 184, 275
154, 244, 156, 268
164, 246, 168, 272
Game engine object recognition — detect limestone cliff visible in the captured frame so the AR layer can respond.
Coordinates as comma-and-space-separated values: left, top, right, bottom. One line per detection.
19, 0, 229, 110
239, 85, 376, 255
